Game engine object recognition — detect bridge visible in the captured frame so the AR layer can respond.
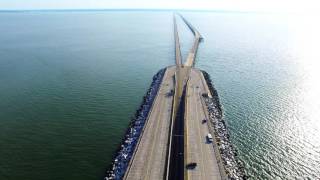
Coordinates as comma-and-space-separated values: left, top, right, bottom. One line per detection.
123, 14, 223, 180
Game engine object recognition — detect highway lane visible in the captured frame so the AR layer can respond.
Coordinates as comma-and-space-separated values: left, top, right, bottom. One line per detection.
124, 66, 176, 180
184, 36, 200, 67
185, 68, 222, 180
178, 14, 202, 67
124, 15, 218, 180
178, 14, 202, 38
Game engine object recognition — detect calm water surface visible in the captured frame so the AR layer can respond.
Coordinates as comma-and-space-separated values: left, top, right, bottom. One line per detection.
0, 11, 319, 179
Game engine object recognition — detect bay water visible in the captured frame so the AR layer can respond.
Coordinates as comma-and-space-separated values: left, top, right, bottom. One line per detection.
0, 11, 319, 179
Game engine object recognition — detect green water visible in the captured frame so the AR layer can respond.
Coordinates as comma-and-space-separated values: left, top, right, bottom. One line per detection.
0, 11, 173, 180
0, 11, 319, 179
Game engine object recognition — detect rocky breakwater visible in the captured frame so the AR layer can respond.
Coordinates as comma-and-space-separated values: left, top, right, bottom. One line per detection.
104, 68, 166, 180
202, 71, 247, 180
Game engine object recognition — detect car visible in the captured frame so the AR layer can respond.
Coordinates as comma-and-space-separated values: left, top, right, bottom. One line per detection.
202, 93, 208, 97
202, 119, 207, 124
186, 162, 197, 169
207, 133, 213, 143
166, 89, 174, 97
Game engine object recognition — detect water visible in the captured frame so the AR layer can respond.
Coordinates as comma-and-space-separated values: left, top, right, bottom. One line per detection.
0, 11, 319, 179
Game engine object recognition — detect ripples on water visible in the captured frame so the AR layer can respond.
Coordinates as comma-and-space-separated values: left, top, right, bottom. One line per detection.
186, 12, 320, 179
0, 11, 319, 179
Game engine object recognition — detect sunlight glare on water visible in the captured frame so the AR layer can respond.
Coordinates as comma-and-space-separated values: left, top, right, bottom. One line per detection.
191, 12, 320, 178
287, 13, 320, 177
261, 13, 320, 178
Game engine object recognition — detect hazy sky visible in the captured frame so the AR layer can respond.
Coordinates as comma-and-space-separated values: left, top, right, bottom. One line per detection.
0, 0, 318, 12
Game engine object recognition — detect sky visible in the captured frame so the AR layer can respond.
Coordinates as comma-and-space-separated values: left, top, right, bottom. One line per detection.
0, 0, 319, 13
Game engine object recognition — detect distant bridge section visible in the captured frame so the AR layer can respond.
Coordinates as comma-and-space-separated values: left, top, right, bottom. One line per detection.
178, 14, 203, 67
174, 15, 183, 66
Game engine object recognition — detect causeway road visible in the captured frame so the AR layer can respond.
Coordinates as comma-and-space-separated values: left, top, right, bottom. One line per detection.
178, 14, 202, 67
124, 66, 176, 180
185, 68, 222, 180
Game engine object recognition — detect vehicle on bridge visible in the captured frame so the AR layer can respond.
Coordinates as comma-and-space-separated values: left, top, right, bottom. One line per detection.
207, 133, 213, 143
186, 162, 197, 170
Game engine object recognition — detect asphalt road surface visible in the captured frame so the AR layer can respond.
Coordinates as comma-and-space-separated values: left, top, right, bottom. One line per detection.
124, 66, 175, 180
185, 68, 222, 180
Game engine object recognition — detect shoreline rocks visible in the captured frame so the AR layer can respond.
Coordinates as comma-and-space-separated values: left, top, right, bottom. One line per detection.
201, 70, 247, 180
103, 68, 166, 180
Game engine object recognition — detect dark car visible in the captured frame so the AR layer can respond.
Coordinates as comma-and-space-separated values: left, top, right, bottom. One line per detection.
202, 93, 208, 97
186, 162, 197, 169
202, 119, 207, 124
166, 89, 174, 97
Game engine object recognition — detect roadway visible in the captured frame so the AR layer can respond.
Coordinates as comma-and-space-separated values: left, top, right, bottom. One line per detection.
172, 14, 222, 180
178, 14, 202, 67
124, 66, 176, 180
124, 14, 222, 180
166, 14, 188, 180
185, 68, 222, 180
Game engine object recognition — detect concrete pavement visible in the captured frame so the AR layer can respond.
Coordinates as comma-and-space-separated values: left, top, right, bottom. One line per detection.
185, 68, 222, 180
124, 66, 176, 180
178, 14, 202, 67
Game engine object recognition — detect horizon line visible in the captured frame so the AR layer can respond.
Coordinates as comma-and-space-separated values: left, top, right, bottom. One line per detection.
0, 8, 289, 14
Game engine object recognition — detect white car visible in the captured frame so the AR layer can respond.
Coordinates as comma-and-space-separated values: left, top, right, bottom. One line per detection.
207, 133, 213, 142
